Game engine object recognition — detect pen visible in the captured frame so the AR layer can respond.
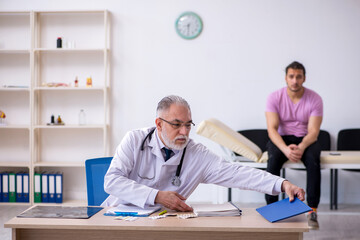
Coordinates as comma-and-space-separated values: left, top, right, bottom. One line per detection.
114, 212, 138, 216
159, 210, 167, 216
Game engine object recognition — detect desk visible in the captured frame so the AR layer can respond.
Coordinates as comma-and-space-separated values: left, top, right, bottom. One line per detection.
5, 208, 308, 240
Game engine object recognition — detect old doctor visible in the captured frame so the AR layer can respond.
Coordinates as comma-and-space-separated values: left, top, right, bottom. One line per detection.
102, 95, 305, 211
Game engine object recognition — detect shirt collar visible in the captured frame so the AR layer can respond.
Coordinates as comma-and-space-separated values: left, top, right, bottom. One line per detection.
153, 128, 180, 155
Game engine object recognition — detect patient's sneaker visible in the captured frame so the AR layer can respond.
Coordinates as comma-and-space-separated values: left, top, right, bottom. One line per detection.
307, 211, 319, 230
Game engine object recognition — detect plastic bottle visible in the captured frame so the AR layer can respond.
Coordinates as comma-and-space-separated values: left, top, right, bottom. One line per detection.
79, 109, 86, 125
57, 37, 62, 48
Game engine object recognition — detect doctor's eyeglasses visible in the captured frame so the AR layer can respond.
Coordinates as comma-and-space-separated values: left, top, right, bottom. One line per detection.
159, 117, 195, 130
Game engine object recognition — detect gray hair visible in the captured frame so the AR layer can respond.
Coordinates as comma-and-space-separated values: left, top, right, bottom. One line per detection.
156, 95, 191, 117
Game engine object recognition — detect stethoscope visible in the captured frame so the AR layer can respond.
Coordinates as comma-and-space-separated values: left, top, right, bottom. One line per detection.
140, 127, 186, 187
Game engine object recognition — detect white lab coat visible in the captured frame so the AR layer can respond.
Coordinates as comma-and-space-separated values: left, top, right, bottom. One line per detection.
102, 127, 284, 208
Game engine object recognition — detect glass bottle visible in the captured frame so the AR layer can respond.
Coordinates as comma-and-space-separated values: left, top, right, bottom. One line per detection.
57, 115, 62, 124
57, 37, 62, 48
74, 76, 78, 87
79, 109, 86, 125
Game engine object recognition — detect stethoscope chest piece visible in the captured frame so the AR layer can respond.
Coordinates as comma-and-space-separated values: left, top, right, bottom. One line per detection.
171, 176, 181, 187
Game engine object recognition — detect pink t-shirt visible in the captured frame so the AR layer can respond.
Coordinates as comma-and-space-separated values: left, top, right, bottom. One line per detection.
266, 87, 323, 137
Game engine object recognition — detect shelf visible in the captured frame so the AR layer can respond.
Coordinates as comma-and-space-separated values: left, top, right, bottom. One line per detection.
33, 199, 87, 206
34, 162, 85, 167
0, 125, 30, 129
0, 87, 30, 92
35, 10, 107, 14
34, 48, 108, 52
34, 87, 105, 91
0, 11, 30, 14
0, 49, 30, 54
0, 202, 31, 206
1, 10, 109, 206
34, 124, 106, 129
0, 161, 30, 167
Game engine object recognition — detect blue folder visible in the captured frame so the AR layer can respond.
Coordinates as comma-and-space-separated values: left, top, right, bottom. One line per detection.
256, 197, 311, 223
0, 172, 2, 202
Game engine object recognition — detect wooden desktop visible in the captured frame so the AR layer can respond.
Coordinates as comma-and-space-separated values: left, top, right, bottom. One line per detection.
5, 208, 309, 240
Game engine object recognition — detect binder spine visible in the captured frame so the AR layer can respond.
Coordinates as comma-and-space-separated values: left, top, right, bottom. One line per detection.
41, 173, 49, 203
16, 173, 24, 202
23, 173, 29, 202
2, 173, 9, 202
9, 173, 16, 202
0, 172, 2, 202
48, 173, 56, 203
34, 173, 42, 203
55, 172, 63, 203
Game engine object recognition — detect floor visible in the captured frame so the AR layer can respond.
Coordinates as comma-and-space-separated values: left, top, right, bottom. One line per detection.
1, 204, 360, 240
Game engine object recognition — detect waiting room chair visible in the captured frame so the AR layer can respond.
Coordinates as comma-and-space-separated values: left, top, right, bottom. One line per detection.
236, 129, 269, 153
331, 129, 360, 209
85, 157, 112, 206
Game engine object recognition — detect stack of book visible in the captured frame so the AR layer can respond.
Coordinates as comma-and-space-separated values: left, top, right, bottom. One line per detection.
191, 202, 242, 217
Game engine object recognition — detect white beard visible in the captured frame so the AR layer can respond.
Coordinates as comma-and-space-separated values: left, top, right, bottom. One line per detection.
161, 128, 189, 150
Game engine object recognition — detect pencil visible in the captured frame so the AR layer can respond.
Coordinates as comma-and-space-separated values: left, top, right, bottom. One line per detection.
159, 210, 167, 215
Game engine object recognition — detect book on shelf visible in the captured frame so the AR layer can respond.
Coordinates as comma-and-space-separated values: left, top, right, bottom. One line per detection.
191, 202, 242, 217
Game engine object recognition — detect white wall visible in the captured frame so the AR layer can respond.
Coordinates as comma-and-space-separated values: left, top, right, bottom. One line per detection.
2, 0, 360, 204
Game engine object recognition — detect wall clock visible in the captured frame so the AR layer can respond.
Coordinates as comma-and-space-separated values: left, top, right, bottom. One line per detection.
175, 12, 203, 40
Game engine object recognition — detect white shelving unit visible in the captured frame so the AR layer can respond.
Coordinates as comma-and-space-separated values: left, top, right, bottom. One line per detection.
0, 10, 110, 206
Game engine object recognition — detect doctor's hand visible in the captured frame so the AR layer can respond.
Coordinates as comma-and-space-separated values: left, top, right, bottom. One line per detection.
281, 180, 305, 202
155, 191, 193, 212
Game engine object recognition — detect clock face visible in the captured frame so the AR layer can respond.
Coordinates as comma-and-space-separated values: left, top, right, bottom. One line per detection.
175, 12, 203, 39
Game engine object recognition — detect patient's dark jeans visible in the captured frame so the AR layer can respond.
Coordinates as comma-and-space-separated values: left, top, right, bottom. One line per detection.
265, 135, 321, 208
